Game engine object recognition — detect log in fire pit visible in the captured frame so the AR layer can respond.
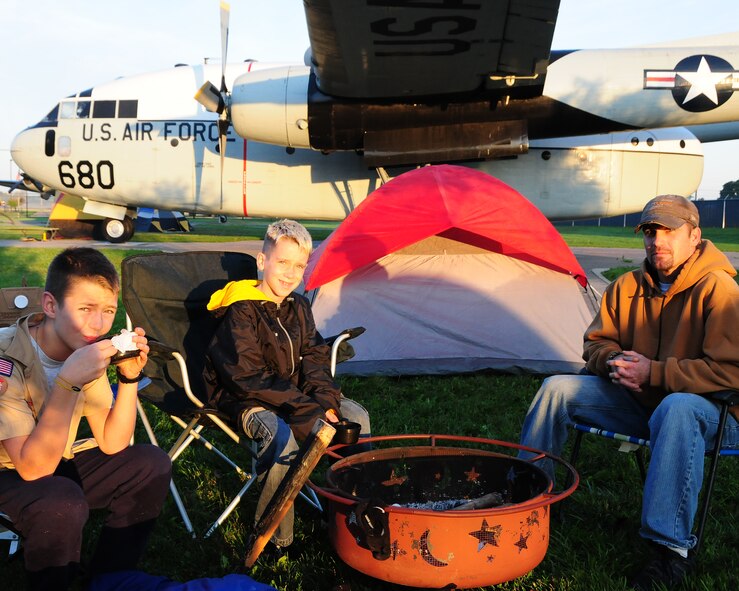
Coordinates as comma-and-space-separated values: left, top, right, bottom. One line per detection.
311, 435, 578, 589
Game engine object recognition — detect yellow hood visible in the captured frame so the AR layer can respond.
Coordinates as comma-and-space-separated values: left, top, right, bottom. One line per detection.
207, 280, 270, 311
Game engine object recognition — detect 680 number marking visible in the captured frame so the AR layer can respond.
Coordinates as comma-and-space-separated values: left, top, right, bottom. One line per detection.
58, 160, 115, 190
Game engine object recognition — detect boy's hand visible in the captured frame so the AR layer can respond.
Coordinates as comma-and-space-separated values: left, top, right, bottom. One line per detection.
61, 340, 118, 386
325, 408, 339, 423
116, 327, 149, 380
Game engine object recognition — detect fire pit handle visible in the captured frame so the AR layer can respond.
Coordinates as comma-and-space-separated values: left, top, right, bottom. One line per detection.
354, 501, 391, 560
517, 443, 580, 507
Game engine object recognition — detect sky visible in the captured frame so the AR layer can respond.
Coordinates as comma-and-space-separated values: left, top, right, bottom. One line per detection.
1, 0, 739, 199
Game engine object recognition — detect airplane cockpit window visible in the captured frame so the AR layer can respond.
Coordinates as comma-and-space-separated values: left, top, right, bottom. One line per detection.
41, 104, 59, 123
60, 101, 76, 119
93, 100, 116, 118
60, 100, 91, 119
118, 100, 138, 118
76, 100, 91, 119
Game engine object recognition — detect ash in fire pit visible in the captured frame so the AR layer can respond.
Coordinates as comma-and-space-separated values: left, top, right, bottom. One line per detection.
396, 491, 507, 511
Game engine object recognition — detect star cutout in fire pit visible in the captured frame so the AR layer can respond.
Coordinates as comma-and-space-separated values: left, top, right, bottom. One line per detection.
382, 469, 408, 487
514, 532, 530, 552
390, 540, 407, 560
468, 518, 502, 551
464, 466, 480, 482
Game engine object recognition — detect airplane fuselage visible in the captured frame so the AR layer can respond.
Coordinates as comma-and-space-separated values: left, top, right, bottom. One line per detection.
14, 38, 737, 239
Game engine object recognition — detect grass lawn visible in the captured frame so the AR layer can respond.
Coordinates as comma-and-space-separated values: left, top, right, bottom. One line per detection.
1, 213, 738, 250
0, 228, 737, 590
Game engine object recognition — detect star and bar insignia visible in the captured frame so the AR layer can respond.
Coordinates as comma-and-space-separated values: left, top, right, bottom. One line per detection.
644, 54, 739, 112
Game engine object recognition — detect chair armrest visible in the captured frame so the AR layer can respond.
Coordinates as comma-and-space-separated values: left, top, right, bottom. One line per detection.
147, 339, 179, 355
708, 390, 739, 406
326, 327, 366, 374
324, 326, 366, 346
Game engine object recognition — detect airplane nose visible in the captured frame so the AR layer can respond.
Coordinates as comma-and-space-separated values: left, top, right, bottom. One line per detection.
10, 128, 32, 171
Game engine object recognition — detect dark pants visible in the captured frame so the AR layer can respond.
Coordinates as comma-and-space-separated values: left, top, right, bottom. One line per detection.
0, 444, 171, 590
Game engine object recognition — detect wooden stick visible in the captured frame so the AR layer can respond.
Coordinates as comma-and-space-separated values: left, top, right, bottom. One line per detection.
244, 419, 336, 567
450, 492, 506, 511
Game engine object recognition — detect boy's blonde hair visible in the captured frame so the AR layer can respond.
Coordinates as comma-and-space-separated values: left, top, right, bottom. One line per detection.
263, 219, 313, 255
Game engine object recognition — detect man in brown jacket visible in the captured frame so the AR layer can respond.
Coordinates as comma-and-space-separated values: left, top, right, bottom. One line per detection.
519, 195, 739, 590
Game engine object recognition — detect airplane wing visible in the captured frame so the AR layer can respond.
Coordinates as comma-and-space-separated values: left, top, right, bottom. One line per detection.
303, 0, 561, 99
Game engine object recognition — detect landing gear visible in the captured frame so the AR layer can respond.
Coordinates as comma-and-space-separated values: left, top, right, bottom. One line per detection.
97, 216, 135, 243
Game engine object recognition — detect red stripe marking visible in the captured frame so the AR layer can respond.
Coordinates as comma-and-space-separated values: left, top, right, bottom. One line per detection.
242, 138, 248, 216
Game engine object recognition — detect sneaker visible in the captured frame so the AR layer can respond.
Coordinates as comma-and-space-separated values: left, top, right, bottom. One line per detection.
629, 543, 694, 590
259, 541, 294, 562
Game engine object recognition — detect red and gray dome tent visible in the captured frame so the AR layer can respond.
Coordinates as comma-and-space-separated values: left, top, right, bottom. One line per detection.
305, 165, 596, 376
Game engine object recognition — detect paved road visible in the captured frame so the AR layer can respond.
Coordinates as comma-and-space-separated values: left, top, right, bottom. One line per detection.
3, 239, 738, 295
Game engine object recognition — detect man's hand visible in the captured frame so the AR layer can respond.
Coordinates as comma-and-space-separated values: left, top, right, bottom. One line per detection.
607, 350, 651, 392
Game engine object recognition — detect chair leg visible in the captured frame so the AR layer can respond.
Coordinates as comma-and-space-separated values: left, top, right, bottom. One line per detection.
693, 402, 731, 555
137, 399, 195, 537
203, 476, 260, 539
567, 429, 585, 489
298, 485, 323, 513
635, 448, 647, 483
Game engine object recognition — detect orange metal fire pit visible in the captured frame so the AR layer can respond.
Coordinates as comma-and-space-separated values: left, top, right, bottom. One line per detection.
310, 434, 578, 589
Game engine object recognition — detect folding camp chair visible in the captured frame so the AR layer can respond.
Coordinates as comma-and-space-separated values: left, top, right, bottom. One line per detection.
121, 251, 361, 539
0, 513, 20, 557
569, 389, 739, 553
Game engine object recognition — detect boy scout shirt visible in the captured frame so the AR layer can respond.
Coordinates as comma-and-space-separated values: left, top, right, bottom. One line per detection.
0, 314, 112, 470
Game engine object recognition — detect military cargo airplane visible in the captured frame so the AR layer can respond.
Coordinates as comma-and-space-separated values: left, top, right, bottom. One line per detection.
9, 0, 739, 242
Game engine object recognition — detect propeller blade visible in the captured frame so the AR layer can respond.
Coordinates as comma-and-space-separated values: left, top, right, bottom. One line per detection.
194, 81, 224, 114
218, 115, 229, 208
7, 179, 22, 193
220, 1, 230, 94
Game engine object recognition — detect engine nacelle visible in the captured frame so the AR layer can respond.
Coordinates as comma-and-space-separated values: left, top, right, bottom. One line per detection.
230, 65, 311, 148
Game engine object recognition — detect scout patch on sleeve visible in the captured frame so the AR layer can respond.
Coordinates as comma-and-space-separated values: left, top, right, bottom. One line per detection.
0, 357, 14, 377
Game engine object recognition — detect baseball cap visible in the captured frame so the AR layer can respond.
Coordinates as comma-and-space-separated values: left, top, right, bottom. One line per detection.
635, 194, 700, 233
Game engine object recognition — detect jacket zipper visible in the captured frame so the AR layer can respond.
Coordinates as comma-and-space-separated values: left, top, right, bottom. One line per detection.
275, 314, 296, 375
656, 296, 665, 361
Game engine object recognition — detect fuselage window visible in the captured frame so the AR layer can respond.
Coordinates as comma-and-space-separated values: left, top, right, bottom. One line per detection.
93, 100, 116, 118
44, 130, 56, 157
118, 100, 138, 118
58, 136, 72, 158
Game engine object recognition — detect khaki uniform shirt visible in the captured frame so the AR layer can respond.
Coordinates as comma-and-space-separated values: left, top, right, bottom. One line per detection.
0, 314, 113, 470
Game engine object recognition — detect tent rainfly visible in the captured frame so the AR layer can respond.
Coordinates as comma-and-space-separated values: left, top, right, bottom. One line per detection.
304, 165, 597, 376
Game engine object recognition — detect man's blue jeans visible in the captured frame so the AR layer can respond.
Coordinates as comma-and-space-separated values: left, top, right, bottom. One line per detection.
519, 374, 739, 551
242, 397, 371, 547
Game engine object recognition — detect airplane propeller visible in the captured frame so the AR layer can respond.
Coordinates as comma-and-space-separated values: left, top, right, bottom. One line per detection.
194, 0, 231, 207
